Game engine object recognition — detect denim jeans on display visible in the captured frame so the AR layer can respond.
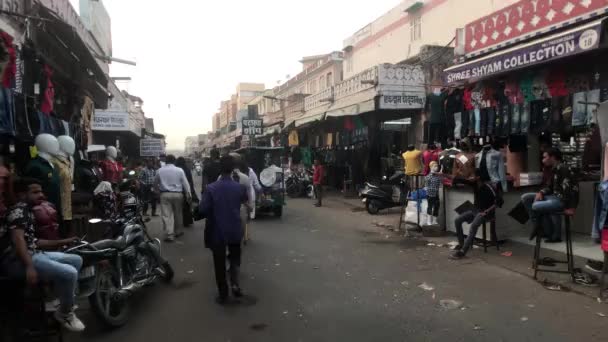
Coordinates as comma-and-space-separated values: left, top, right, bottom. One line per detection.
486, 108, 495, 136
0, 87, 15, 135
591, 180, 608, 239
454, 210, 487, 255
32, 251, 82, 314
521, 193, 563, 240
474, 108, 481, 135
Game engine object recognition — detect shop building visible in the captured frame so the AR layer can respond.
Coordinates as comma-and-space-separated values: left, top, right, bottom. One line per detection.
441, 0, 608, 260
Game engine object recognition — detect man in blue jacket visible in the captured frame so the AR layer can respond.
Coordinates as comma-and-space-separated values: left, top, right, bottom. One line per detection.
199, 155, 248, 304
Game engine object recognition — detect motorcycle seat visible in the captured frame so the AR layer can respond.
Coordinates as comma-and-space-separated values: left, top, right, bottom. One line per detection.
90, 237, 126, 250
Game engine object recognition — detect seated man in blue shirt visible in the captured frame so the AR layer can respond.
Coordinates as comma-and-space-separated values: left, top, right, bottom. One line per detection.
199, 155, 248, 304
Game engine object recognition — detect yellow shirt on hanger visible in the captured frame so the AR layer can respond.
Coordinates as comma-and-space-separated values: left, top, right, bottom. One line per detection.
402, 150, 423, 176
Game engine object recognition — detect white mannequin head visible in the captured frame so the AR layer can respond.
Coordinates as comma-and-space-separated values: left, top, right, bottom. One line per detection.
106, 146, 118, 161
57, 135, 75, 158
35, 134, 60, 161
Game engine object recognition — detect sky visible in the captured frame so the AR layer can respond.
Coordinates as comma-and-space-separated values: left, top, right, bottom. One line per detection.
70, 0, 402, 150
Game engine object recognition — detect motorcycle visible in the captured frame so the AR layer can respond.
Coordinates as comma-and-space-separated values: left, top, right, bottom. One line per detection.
285, 168, 314, 198
66, 179, 174, 328
360, 171, 407, 215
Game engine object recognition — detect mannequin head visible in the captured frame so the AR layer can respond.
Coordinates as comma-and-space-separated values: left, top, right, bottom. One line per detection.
430, 161, 439, 173
35, 134, 60, 160
106, 146, 118, 161
407, 144, 416, 151
57, 135, 75, 158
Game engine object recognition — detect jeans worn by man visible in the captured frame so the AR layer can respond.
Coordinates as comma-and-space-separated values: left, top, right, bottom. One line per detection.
155, 155, 191, 242
521, 193, 562, 241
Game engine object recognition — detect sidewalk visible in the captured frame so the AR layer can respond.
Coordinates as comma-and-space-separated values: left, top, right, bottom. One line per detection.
322, 192, 607, 301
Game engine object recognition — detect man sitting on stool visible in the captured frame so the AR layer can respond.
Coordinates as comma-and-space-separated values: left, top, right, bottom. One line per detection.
521, 148, 578, 242
451, 176, 503, 260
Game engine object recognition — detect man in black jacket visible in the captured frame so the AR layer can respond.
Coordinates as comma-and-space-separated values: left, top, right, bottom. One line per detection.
521, 148, 579, 242
202, 149, 221, 194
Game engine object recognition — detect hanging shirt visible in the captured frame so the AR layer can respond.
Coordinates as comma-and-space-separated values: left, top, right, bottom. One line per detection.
52, 157, 73, 220
402, 150, 423, 176
422, 149, 441, 176
425, 93, 447, 124
25, 157, 61, 214
99, 159, 122, 185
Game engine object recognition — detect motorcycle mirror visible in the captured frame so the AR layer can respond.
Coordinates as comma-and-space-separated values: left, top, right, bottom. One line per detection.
129, 170, 136, 176
88, 218, 102, 224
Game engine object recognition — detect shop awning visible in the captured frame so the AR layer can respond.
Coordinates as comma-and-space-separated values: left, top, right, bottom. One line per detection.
295, 112, 325, 127
326, 99, 375, 118
444, 18, 606, 85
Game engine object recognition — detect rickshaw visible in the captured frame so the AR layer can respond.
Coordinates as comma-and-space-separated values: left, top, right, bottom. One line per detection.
235, 146, 286, 217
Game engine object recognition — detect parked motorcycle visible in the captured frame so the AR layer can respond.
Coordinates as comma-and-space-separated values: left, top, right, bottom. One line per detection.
285, 168, 314, 198
360, 171, 407, 215
66, 178, 174, 328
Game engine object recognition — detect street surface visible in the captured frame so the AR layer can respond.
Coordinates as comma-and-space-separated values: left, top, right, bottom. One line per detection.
68, 188, 607, 342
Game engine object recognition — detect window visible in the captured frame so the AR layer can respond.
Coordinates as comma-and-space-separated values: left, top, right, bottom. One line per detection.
309, 80, 317, 94
320, 75, 326, 90
410, 15, 422, 41
326, 72, 333, 87
346, 56, 353, 73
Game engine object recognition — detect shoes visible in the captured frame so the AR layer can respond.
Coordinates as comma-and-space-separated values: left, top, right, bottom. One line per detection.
573, 270, 598, 287
449, 250, 465, 260
586, 260, 604, 273
164, 237, 175, 243
215, 296, 229, 306
54, 310, 85, 332
175, 231, 184, 238
451, 244, 462, 251
231, 285, 243, 298
544, 238, 562, 243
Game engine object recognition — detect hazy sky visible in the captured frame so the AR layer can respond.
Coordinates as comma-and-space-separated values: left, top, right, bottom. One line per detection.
70, 0, 402, 149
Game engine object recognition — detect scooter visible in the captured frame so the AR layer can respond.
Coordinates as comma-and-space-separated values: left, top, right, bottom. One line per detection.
360, 171, 406, 215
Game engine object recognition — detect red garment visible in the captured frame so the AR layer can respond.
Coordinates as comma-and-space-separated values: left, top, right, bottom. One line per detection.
33, 201, 60, 240
99, 159, 122, 184
0, 32, 15, 88
313, 165, 324, 185
422, 149, 440, 176
463, 88, 473, 111
40, 65, 54, 115
546, 69, 568, 97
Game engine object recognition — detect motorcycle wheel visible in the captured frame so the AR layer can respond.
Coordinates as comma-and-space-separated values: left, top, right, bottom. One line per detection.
89, 267, 130, 328
286, 183, 301, 198
145, 241, 174, 283
157, 261, 174, 283
306, 185, 314, 199
366, 200, 381, 215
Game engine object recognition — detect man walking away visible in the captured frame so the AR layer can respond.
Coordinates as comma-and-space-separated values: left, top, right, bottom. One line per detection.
313, 158, 324, 207
199, 155, 248, 304
139, 159, 157, 217
202, 149, 221, 194
155, 155, 191, 242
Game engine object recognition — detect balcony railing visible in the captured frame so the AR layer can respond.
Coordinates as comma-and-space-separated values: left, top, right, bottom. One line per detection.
304, 87, 333, 111
333, 66, 377, 100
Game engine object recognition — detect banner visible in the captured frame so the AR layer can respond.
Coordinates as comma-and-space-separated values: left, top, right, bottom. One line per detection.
445, 21, 602, 85
242, 119, 263, 135
140, 139, 165, 157
92, 111, 129, 131
379, 92, 425, 110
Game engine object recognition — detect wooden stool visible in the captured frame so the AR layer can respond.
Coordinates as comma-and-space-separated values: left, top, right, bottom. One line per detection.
482, 218, 499, 253
532, 212, 575, 282
600, 252, 608, 299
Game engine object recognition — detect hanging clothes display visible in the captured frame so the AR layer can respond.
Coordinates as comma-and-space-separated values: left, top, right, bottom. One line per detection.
288, 130, 299, 147
0, 32, 16, 88
40, 65, 54, 115
402, 149, 423, 176
475, 146, 507, 192
52, 157, 73, 221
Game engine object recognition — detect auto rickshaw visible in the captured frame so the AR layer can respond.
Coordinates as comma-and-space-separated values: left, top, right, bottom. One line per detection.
235, 146, 286, 217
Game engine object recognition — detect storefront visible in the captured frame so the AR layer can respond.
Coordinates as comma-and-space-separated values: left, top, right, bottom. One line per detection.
440, 1, 608, 260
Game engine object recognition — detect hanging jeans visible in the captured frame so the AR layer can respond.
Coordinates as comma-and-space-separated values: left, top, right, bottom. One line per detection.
454, 112, 462, 140
591, 180, 608, 239
37, 111, 53, 134
521, 193, 563, 240
486, 108, 495, 136
473, 109, 481, 135
0, 87, 15, 135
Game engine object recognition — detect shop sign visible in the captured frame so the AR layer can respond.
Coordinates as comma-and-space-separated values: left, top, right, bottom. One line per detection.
242, 119, 263, 135
445, 21, 602, 85
140, 139, 165, 157
379, 93, 426, 110
463, 0, 608, 57
92, 111, 129, 131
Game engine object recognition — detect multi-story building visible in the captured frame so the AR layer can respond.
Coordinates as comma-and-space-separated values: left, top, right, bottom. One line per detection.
236, 83, 265, 111
342, 0, 518, 80
272, 51, 344, 128
184, 136, 199, 156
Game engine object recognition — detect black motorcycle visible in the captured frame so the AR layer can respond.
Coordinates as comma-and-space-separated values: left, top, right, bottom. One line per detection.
285, 169, 314, 198
67, 181, 174, 328
359, 171, 407, 215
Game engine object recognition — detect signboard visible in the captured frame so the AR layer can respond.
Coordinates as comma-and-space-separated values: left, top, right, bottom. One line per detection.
379, 92, 426, 110
242, 119, 263, 135
140, 139, 165, 157
463, 0, 608, 57
445, 21, 602, 84
92, 111, 129, 131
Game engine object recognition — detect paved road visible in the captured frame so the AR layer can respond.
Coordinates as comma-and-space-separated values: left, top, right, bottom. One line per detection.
68, 196, 607, 342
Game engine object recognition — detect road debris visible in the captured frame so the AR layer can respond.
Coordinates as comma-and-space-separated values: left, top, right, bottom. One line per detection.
520, 317, 529, 322
473, 325, 484, 331
186, 270, 194, 274
597, 312, 607, 318
427, 243, 436, 246
418, 283, 435, 291
439, 299, 463, 310
401, 281, 409, 286
527, 304, 535, 308
501, 251, 513, 257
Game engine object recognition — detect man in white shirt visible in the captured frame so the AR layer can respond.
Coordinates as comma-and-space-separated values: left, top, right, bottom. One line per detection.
248, 167, 262, 219
155, 155, 191, 242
